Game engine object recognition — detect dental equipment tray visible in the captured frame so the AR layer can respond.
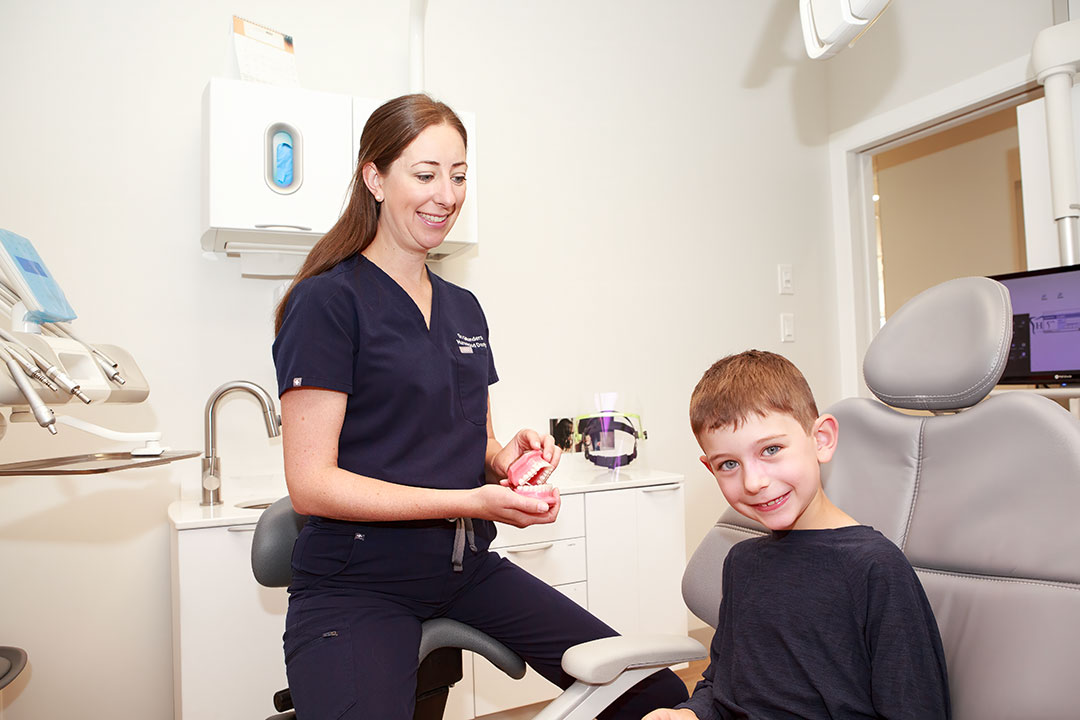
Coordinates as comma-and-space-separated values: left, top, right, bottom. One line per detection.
0, 450, 200, 475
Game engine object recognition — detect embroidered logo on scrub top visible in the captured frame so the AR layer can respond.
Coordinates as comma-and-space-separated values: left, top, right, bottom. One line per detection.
292, 377, 303, 387
456, 333, 487, 354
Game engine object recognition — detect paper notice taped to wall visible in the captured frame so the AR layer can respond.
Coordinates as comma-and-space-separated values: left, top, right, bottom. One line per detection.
230, 16, 299, 86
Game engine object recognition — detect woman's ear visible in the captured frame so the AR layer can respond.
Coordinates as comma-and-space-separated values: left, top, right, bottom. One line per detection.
361, 162, 383, 202
812, 413, 839, 463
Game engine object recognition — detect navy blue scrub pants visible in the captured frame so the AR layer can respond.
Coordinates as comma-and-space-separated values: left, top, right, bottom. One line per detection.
283, 519, 688, 719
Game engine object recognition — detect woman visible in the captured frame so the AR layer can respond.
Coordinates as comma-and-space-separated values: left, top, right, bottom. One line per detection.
272, 94, 687, 719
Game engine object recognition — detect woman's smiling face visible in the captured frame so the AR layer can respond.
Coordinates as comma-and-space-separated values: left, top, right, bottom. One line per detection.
371, 122, 467, 254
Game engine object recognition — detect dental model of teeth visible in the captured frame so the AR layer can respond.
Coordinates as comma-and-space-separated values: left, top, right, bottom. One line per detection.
506, 450, 556, 502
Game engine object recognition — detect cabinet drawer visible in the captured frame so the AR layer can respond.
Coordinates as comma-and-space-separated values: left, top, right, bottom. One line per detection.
490, 493, 584, 549
495, 537, 586, 587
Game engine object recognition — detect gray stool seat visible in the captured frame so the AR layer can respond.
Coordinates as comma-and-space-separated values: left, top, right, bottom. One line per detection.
251, 496, 525, 720
0, 646, 27, 691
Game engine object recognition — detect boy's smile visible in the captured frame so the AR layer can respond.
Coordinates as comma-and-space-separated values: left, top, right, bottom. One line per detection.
698, 411, 852, 532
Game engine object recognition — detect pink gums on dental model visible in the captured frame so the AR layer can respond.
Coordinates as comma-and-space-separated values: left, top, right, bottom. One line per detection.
507, 450, 555, 501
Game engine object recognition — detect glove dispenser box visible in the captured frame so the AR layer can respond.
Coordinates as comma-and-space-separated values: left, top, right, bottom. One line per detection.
352, 98, 479, 262
201, 78, 354, 275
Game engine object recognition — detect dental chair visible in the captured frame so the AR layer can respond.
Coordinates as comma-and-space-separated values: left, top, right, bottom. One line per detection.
683, 276, 1080, 719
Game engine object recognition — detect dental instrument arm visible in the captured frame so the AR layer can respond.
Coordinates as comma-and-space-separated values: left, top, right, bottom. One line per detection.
0, 344, 56, 434
54, 415, 164, 456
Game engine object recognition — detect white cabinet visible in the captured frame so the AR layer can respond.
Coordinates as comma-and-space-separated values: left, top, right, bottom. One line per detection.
170, 523, 287, 720
586, 483, 687, 637
169, 470, 687, 720
201, 78, 354, 268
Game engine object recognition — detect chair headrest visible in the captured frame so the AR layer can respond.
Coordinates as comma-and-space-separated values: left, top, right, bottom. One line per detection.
863, 276, 1012, 411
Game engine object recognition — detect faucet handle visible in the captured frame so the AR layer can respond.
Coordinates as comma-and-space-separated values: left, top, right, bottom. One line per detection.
201, 456, 223, 506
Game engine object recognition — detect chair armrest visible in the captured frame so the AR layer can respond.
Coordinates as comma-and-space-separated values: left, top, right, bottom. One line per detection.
561, 634, 706, 685
418, 618, 527, 680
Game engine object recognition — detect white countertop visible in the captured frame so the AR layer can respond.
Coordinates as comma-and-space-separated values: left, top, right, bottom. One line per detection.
168, 454, 682, 530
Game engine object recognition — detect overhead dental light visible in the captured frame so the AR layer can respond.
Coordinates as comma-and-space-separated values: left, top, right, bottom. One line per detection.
799, 0, 892, 59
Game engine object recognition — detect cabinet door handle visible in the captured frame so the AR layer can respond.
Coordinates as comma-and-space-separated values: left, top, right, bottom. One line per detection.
227, 526, 257, 533
506, 543, 554, 554
642, 484, 681, 494
254, 223, 313, 231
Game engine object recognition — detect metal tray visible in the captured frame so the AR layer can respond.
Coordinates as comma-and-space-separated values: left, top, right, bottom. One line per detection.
0, 450, 200, 476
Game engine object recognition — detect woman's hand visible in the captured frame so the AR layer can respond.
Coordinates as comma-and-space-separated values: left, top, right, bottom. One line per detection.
490, 428, 562, 482
470, 483, 561, 528
641, 709, 699, 720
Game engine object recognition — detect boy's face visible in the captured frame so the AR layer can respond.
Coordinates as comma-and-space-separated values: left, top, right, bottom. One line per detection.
698, 411, 838, 532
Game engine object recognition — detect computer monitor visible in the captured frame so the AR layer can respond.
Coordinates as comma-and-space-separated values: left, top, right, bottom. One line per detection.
991, 264, 1080, 385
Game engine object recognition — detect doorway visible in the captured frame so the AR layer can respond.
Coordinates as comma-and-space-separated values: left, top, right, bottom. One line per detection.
872, 106, 1029, 326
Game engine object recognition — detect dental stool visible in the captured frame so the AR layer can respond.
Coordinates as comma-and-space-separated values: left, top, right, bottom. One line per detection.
250, 496, 527, 720
683, 276, 1080, 719
0, 646, 27, 691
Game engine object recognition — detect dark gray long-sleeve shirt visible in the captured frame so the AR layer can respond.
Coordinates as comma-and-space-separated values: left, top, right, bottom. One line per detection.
677, 526, 950, 720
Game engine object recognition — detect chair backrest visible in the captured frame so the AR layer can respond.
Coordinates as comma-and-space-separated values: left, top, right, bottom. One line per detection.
682, 276, 1080, 719
251, 496, 308, 588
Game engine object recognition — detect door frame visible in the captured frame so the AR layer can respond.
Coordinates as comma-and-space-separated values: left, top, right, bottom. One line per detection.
828, 54, 1038, 397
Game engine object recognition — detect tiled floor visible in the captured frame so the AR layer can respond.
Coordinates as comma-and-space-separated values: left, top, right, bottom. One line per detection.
477, 627, 712, 720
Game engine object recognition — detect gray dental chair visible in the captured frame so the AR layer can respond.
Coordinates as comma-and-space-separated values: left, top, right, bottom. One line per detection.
250, 497, 527, 720
683, 276, 1080, 719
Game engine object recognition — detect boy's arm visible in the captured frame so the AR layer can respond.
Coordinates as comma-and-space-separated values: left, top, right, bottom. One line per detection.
866, 559, 952, 719
668, 633, 721, 720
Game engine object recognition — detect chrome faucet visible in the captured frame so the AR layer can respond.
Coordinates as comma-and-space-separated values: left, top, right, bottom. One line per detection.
202, 380, 281, 506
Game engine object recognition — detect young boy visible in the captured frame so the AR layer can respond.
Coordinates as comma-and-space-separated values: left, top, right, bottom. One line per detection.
645, 350, 950, 720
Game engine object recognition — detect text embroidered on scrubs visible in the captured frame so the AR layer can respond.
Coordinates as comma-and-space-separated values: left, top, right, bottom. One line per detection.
456, 333, 487, 354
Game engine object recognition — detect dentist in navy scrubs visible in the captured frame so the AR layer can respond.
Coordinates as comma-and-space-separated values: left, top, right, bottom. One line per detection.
272, 94, 687, 719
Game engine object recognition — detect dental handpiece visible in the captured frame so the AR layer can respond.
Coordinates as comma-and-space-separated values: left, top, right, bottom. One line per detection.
95, 355, 126, 385
0, 328, 87, 401
2, 342, 59, 392
50, 324, 121, 369
0, 345, 56, 434
24, 346, 91, 403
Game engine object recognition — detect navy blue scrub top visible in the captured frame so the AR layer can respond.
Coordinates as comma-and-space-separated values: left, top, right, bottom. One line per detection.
272, 254, 498, 496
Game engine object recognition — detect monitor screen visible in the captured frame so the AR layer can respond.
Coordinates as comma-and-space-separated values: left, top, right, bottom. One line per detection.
991, 264, 1080, 385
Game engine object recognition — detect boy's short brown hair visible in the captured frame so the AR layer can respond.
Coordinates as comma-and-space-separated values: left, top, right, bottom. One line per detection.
690, 350, 819, 436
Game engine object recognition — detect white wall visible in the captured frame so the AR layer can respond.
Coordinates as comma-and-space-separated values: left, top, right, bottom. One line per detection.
825, 1, 1054, 134
0, 1, 836, 717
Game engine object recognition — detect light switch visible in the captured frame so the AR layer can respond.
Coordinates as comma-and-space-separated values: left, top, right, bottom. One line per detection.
780, 313, 795, 342
778, 264, 794, 295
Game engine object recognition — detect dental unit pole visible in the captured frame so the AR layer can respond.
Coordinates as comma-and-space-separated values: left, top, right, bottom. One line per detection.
202, 380, 281, 506
408, 0, 429, 93
1032, 19, 1080, 266
0, 344, 56, 434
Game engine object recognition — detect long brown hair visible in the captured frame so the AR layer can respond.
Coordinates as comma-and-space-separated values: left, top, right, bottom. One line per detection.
273, 94, 467, 333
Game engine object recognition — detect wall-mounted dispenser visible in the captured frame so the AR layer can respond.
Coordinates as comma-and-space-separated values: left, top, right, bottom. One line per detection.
201, 78, 353, 277
265, 123, 302, 194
